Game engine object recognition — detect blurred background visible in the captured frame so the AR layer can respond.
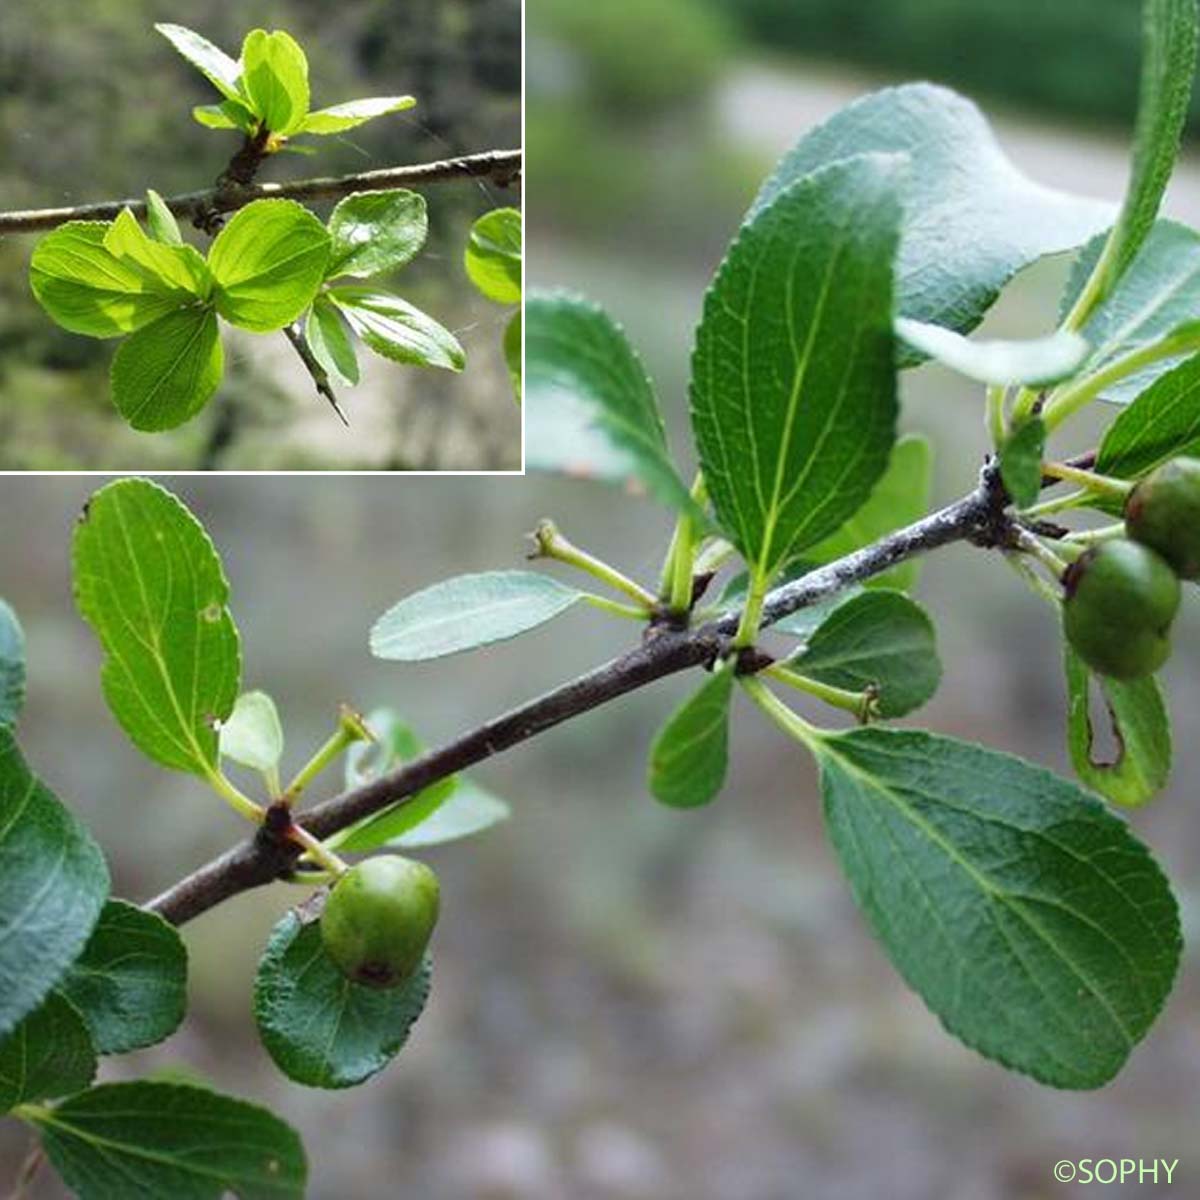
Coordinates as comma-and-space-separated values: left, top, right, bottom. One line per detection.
0, 0, 521, 470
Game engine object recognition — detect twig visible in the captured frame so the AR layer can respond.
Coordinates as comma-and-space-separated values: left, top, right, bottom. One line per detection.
282, 323, 348, 425
0, 150, 522, 234
146, 466, 1008, 927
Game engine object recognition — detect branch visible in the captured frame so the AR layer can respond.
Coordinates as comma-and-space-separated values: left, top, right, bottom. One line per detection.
0, 150, 522, 234
146, 466, 1008, 926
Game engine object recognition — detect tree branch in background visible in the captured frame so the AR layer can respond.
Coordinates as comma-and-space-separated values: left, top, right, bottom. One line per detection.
0, 150, 522, 234
147, 465, 1010, 927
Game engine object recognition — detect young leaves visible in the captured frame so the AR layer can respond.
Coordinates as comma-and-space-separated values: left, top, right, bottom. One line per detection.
895, 319, 1089, 387
209, 200, 331, 332
691, 154, 904, 578
784, 591, 940, 718
813, 728, 1180, 1088
504, 312, 522, 400
155, 23, 243, 104
220, 691, 285, 776
73, 479, 241, 777
371, 572, 583, 662
111, 308, 223, 431
328, 287, 464, 371
158, 23, 417, 142
1063, 0, 1199, 326
751, 83, 1114, 348
145, 189, 184, 246
255, 914, 431, 1089
57, 900, 187, 1055
28, 1082, 307, 1199
327, 190, 428, 280
465, 208, 522, 305
241, 29, 309, 136
30, 222, 199, 339
1064, 646, 1171, 808
0, 730, 108, 1040
526, 293, 695, 512
0, 994, 96, 1113
0, 598, 25, 728
301, 96, 416, 135
648, 664, 736, 809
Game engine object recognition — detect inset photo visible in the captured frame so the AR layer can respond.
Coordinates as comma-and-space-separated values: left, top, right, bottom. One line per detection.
0, 1, 522, 471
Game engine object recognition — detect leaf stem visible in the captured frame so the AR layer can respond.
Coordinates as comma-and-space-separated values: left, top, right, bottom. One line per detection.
986, 384, 1008, 446
531, 519, 656, 610
1064, 522, 1126, 545
765, 663, 878, 722
1019, 489, 1090, 519
286, 823, 348, 877
739, 675, 825, 754
659, 474, 708, 613
1041, 460, 1132, 499
282, 706, 373, 805
734, 573, 767, 648
581, 592, 653, 621
1042, 329, 1200, 430
204, 768, 265, 824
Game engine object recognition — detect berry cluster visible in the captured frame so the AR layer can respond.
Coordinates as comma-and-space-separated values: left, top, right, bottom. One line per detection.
1064, 458, 1200, 679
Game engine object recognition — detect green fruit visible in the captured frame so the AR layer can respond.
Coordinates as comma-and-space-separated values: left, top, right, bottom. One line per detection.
1062, 539, 1180, 679
1125, 456, 1200, 579
321, 855, 440, 989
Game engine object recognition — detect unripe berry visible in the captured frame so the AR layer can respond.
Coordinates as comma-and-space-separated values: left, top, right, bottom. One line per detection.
321, 855, 440, 989
1125, 456, 1200, 579
1062, 539, 1180, 679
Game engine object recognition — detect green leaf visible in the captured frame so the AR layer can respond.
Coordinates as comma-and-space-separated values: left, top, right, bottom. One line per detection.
1064, 222, 1200, 402
1095, 352, 1200, 481
504, 311, 522, 402
999, 418, 1048, 510
895, 319, 1089, 387
0, 599, 25, 728
1064, 645, 1171, 809
111, 308, 223, 432
329, 286, 464, 371
72, 478, 241, 776
332, 710, 466, 852
648, 663, 736, 809
209, 200, 331, 332
813, 727, 1180, 1088
388, 779, 510, 848
300, 95, 416, 134
29, 1081, 307, 1199
0, 730, 108, 1040
56, 900, 186, 1055
155, 23, 243, 105
803, 435, 932, 592
0, 993, 95, 1113
1068, 0, 1199, 320
192, 99, 258, 134
465, 208, 522, 305
219, 691, 284, 775
752, 83, 1114, 352
526, 292, 695, 513
305, 295, 359, 387
255, 912, 431, 1089
240, 29, 309, 136
30, 222, 197, 339
692, 154, 903, 577
371, 571, 583, 662
786, 591, 940, 717
104, 209, 211, 298
326, 190, 427, 280
144, 190, 183, 246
